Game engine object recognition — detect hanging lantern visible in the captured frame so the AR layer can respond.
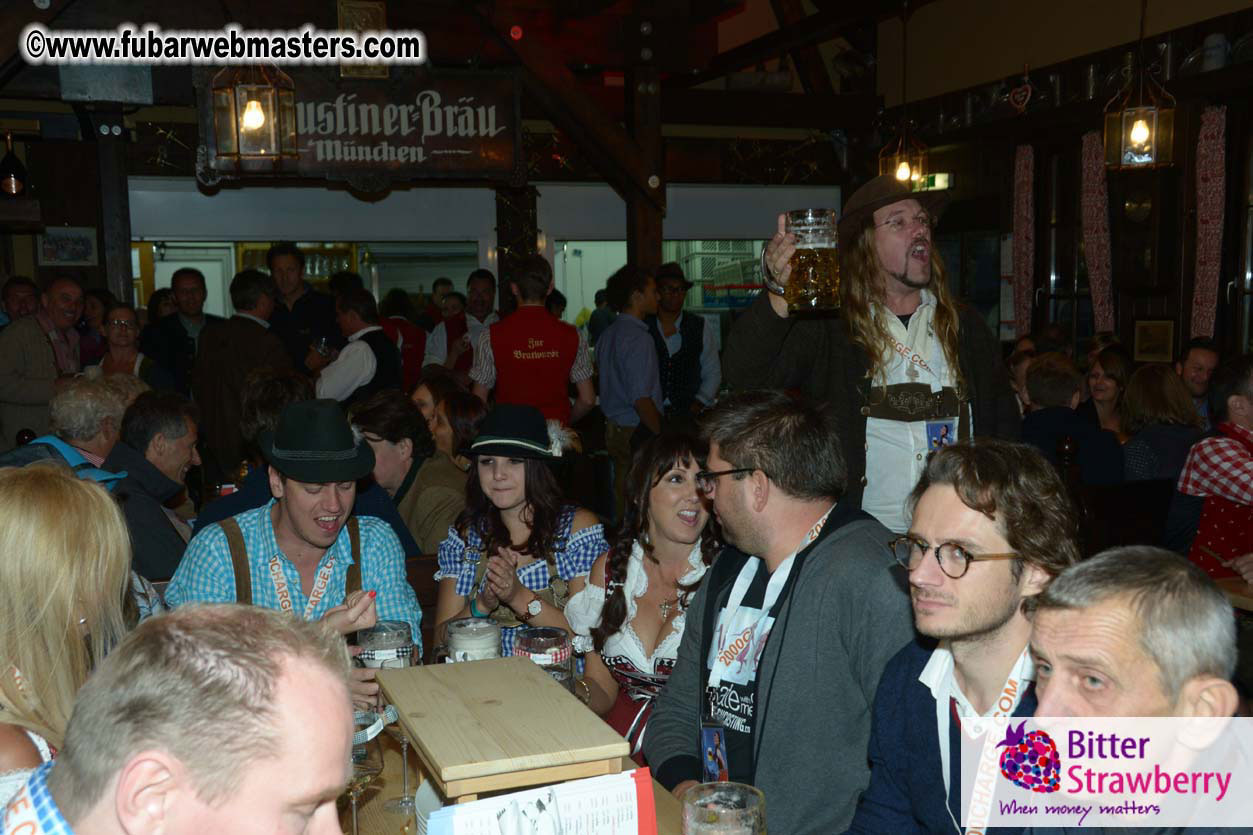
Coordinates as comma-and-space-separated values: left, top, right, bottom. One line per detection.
210, 64, 298, 174
1103, 2, 1175, 169
879, 129, 928, 185
878, 1, 928, 187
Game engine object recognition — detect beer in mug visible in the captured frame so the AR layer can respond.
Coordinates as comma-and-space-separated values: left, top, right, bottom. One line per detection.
784, 208, 840, 313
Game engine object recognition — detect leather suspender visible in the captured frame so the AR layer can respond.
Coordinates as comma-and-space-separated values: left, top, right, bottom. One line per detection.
220, 516, 362, 605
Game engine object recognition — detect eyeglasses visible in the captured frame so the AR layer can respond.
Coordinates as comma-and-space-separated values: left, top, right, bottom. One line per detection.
888, 535, 1018, 580
695, 468, 758, 494
107, 319, 136, 330
876, 212, 933, 234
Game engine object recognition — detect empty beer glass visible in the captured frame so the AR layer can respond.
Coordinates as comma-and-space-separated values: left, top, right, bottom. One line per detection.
682, 782, 766, 834
784, 209, 840, 313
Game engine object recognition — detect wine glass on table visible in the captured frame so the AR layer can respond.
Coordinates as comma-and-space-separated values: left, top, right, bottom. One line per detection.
357, 621, 418, 818
347, 729, 384, 835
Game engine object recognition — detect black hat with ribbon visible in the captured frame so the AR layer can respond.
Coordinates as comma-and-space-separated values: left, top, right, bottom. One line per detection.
258, 399, 375, 483
467, 403, 572, 459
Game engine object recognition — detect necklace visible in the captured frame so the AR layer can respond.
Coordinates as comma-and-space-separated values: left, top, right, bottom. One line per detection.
659, 595, 681, 619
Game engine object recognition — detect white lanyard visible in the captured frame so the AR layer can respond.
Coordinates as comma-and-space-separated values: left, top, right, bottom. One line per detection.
706, 555, 795, 689
935, 648, 1032, 834
706, 507, 832, 689
268, 553, 336, 620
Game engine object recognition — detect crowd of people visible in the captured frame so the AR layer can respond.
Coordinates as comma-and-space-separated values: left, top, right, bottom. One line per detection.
0, 178, 1251, 834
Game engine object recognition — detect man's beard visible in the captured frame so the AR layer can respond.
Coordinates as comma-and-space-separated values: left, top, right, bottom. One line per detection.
888, 260, 932, 289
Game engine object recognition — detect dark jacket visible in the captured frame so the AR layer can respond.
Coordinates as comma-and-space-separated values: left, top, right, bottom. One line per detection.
150, 312, 223, 394
103, 441, 188, 581
1123, 422, 1202, 482
193, 315, 292, 484
644, 500, 915, 835
848, 639, 1036, 834
1021, 406, 1124, 486
192, 465, 422, 557
270, 284, 339, 369
722, 294, 1019, 508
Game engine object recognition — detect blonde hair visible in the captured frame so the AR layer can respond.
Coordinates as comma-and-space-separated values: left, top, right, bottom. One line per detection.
0, 464, 131, 749
841, 222, 965, 395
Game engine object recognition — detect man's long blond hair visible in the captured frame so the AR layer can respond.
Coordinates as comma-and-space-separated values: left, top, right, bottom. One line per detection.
0, 464, 130, 748
841, 221, 965, 395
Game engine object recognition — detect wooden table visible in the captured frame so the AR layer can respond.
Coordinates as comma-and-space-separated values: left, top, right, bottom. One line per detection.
1218, 577, 1253, 612
349, 734, 681, 834
377, 657, 629, 803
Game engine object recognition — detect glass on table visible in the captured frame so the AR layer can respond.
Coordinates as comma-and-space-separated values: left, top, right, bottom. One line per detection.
347, 717, 384, 835
682, 782, 766, 835
444, 616, 501, 662
356, 621, 419, 818
783, 208, 840, 314
512, 625, 574, 692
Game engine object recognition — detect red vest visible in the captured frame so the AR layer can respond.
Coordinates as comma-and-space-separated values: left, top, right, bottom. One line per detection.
380, 317, 426, 392
443, 313, 474, 374
489, 305, 579, 423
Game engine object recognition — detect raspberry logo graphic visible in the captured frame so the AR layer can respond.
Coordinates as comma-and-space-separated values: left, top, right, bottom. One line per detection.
997, 721, 1061, 793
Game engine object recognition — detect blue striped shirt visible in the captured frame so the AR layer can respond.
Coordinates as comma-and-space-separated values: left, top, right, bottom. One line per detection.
166, 500, 422, 652
435, 505, 606, 656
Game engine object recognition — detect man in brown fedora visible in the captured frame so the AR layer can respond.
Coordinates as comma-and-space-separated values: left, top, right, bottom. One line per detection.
723, 175, 1018, 532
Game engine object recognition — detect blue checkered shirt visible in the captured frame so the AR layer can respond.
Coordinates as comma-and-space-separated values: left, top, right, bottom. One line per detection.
166, 500, 422, 653
435, 505, 606, 656
3, 763, 73, 835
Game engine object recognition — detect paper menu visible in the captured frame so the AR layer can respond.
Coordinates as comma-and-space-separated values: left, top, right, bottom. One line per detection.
425, 768, 658, 835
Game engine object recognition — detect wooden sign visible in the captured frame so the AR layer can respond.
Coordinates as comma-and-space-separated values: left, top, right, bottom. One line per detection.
195, 67, 521, 192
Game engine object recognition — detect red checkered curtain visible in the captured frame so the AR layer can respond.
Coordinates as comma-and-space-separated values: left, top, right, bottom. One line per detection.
1081, 131, 1115, 333
1193, 105, 1227, 339
1013, 145, 1035, 337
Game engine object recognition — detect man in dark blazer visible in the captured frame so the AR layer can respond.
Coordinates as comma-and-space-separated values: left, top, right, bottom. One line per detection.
194, 269, 292, 486
847, 441, 1082, 834
150, 267, 223, 394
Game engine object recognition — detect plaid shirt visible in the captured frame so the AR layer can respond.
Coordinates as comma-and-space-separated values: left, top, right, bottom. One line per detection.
166, 500, 422, 652
3, 763, 73, 835
435, 505, 606, 656
1177, 422, 1253, 505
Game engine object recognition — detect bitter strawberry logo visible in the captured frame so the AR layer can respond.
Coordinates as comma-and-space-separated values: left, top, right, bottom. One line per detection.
997, 721, 1061, 793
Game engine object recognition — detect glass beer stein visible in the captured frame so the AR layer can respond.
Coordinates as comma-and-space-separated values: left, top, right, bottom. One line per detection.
784, 209, 840, 313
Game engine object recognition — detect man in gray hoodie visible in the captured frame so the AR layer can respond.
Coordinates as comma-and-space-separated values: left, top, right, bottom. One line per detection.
643, 389, 915, 834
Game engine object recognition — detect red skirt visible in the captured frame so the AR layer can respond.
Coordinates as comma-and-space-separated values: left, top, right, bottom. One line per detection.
603, 688, 654, 766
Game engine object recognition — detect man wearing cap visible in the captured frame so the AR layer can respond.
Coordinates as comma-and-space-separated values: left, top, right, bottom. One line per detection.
646, 262, 721, 433
165, 399, 422, 706
469, 254, 596, 425
723, 176, 1018, 532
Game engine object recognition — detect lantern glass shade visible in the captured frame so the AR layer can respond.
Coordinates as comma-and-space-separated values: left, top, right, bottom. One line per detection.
210, 65, 298, 174
1102, 51, 1175, 170
879, 131, 928, 186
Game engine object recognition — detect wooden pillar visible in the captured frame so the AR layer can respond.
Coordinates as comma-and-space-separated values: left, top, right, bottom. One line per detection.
91, 108, 134, 303
626, 60, 663, 272
494, 184, 538, 317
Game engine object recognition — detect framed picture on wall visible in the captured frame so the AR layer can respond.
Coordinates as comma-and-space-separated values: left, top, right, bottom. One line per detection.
37, 226, 98, 266
1133, 320, 1174, 363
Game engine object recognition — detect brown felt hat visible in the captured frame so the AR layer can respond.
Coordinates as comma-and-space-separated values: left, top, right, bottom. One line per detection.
836, 175, 949, 246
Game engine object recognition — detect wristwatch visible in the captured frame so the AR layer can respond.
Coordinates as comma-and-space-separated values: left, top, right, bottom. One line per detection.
517, 594, 542, 623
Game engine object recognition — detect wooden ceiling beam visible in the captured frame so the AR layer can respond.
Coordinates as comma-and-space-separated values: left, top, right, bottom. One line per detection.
0, 0, 79, 90
478, 2, 664, 210
769, 0, 836, 96
666, 0, 936, 89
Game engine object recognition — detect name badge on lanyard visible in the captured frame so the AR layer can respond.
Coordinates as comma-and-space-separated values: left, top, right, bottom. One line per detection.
269, 554, 337, 620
